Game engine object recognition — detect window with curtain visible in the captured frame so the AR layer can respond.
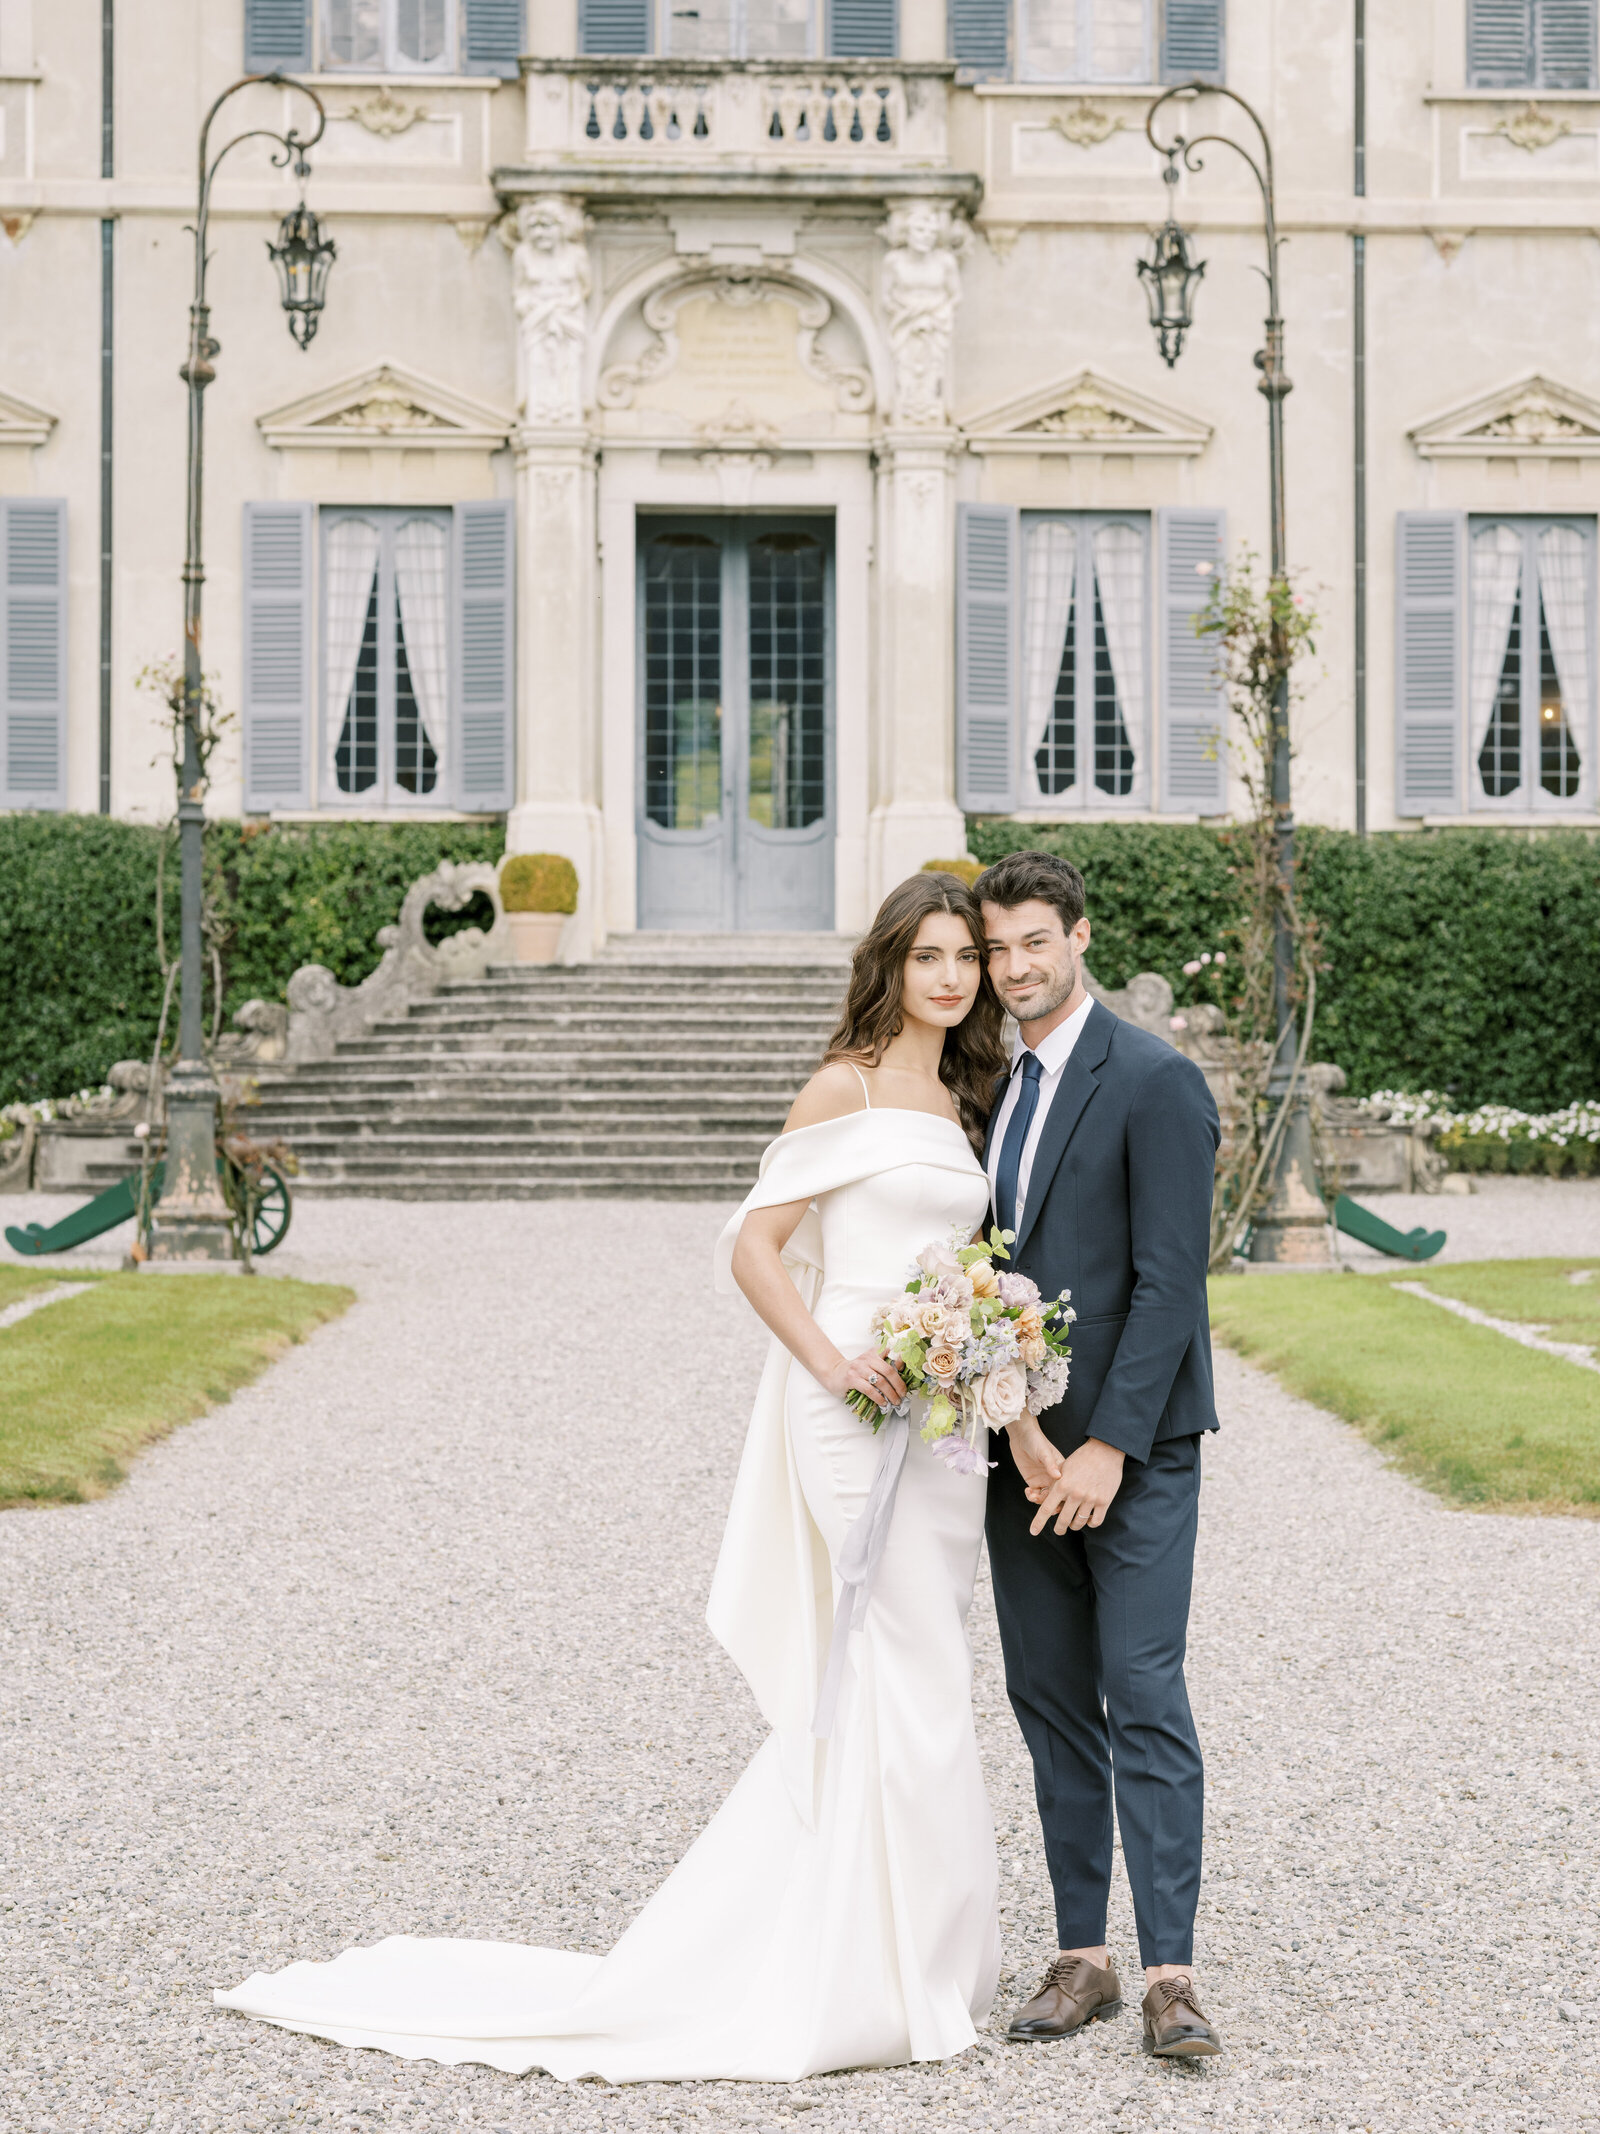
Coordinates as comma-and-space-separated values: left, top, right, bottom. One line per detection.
1468, 515, 1593, 810
662, 0, 816, 55
323, 508, 451, 805
1019, 0, 1151, 80
322, 0, 460, 69
1022, 512, 1148, 807
1467, 0, 1597, 90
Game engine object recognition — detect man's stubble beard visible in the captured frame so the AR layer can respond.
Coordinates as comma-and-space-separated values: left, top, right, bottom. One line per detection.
1007, 944, 1081, 1030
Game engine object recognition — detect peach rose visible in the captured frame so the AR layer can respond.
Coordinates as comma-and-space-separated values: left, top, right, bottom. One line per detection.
1015, 1304, 1044, 1344
1019, 1334, 1047, 1369
967, 1260, 999, 1300
925, 1342, 960, 1386
974, 1360, 1028, 1428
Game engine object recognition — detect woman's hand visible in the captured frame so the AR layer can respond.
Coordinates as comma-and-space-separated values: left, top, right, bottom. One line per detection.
822, 1348, 908, 1409
1006, 1411, 1064, 1502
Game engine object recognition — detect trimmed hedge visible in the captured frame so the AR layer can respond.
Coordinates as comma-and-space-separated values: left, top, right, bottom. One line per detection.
0, 816, 503, 1108
967, 822, 1600, 1111
4, 813, 1596, 1111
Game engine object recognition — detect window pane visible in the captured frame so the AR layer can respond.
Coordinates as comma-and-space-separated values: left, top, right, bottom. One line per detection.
1478, 586, 1524, 797
747, 0, 813, 54
1091, 522, 1142, 795
1036, 602, 1076, 795
394, 0, 450, 63
665, 0, 736, 53
1092, 585, 1135, 794
644, 534, 722, 830
393, 518, 448, 796
1090, 0, 1147, 77
747, 533, 826, 830
335, 579, 381, 794
324, 0, 384, 67
1022, 0, 1078, 77
1538, 593, 1583, 795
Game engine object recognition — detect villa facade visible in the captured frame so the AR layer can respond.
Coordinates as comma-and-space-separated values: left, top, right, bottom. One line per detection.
3, 0, 1600, 951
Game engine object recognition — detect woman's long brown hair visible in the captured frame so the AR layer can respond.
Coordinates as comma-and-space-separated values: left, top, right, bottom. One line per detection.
823, 873, 1008, 1154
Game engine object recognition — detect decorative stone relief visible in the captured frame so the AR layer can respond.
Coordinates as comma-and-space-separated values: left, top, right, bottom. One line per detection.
1496, 102, 1571, 153
286, 862, 509, 1065
342, 87, 429, 136
257, 363, 515, 455
1020, 389, 1152, 439
0, 211, 36, 246
961, 366, 1211, 458
1429, 229, 1469, 266
1049, 102, 1123, 149
1410, 372, 1600, 458
454, 219, 493, 256
513, 197, 592, 427
597, 269, 873, 419
880, 201, 968, 428
319, 388, 447, 434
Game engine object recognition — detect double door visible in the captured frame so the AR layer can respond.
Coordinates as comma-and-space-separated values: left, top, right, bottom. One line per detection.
637, 516, 834, 932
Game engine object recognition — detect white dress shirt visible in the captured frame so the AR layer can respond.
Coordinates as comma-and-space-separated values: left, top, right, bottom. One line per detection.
985, 992, 1096, 1235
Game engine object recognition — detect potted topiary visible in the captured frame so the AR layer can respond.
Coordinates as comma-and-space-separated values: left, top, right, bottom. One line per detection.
499, 853, 578, 965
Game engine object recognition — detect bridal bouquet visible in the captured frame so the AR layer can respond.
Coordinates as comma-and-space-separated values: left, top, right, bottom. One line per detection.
849, 1226, 1075, 1476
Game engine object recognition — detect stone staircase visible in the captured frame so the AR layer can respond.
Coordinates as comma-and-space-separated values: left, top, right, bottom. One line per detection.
243, 937, 853, 1200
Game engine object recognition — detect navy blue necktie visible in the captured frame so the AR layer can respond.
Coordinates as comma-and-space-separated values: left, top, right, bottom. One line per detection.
995, 1051, 1044, 1240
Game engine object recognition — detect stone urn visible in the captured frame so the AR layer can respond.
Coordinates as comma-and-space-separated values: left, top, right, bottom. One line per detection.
499, 853, 578, 966
505, 911, 567, 964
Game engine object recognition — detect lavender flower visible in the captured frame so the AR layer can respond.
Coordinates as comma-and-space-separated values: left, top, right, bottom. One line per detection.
931, 1434, 996, 1476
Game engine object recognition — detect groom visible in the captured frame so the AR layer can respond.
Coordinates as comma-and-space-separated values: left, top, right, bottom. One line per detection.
974, 850, 1223, 2060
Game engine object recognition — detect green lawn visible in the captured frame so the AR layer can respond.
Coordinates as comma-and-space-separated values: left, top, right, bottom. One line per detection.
0, 1263, 102, 1312
1208, 1261, 1600, 1515
0, 1272, 353, 1507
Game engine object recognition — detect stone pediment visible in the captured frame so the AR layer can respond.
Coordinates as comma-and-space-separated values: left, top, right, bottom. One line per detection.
0, 385, 58, 449
1410, 373, 1600, 458
961, 369, 1212, 457
257, 363, 516, 452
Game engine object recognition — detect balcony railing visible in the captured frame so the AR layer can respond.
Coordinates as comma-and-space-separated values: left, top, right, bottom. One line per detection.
521, 58, 954, 168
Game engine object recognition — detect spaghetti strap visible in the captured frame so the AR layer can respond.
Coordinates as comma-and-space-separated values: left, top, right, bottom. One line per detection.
851, 1064, 873, 1111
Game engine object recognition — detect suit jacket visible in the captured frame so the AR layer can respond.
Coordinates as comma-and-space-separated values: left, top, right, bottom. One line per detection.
983, 999, 1220, 1465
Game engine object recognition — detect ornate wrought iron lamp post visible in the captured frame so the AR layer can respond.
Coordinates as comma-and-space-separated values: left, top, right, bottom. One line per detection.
150, 76, 334, 1262
1139, 83, 1329, 1266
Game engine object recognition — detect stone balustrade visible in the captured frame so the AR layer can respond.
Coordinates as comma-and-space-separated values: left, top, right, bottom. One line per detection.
520, 59, 953, 170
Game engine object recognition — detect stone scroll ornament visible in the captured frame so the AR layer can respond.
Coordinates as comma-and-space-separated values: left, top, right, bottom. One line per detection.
286, 861, 510, 1064
880, 202, 969, 428
513, 197, 592, 426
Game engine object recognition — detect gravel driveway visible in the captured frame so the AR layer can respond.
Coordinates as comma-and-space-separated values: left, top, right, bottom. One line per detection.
3, 1193, 1599, 2134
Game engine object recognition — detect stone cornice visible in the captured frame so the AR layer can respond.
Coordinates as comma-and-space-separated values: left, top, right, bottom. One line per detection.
493, 166, 983, 212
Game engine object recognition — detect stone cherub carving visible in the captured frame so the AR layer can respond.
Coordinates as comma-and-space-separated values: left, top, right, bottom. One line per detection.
880, 201, 968, 427
513, 197, 592, 425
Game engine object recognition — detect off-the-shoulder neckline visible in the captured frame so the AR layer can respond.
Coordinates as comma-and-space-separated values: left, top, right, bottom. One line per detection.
777, 1106, 974, 1142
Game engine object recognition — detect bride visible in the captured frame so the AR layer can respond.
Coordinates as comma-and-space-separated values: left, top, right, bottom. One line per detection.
216, 872, 1016, 2082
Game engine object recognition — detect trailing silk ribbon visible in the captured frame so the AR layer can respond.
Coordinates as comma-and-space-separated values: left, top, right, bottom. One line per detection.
811, 1410, 909, 1740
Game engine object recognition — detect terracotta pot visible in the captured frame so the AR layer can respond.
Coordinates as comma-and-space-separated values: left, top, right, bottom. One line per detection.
504, 911, 567, 965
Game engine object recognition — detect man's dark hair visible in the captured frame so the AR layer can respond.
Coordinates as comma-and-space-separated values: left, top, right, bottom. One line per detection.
972, 850, 1087, 933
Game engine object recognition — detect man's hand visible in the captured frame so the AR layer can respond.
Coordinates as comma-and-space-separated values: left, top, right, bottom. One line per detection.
1029, 1438, 1125, 1537
1006, 1411, 1064, 1499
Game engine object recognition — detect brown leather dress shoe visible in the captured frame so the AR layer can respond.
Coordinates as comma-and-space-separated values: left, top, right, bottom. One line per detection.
1141, 1974, 1222, 2056
1006, 1955, 1123, 2039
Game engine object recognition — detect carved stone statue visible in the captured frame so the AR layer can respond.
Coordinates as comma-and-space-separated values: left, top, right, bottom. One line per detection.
880, 202, 966, 427
513, 197, 592, 426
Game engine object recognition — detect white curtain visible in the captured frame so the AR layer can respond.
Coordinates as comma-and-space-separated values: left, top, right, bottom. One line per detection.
324, 517, 382, 791
1022, 520, 1077, 802
1538, 523, 1589, 777
324, 0, 383, 67
1469, 522, 1523, 766
1022, 0, 1079, 78
393, 517, 450, 782
395, 0, 449, 67
1093, 520, 1146, 784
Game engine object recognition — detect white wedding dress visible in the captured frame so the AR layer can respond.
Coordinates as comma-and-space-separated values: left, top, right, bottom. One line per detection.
215, 1101, 1001, 2082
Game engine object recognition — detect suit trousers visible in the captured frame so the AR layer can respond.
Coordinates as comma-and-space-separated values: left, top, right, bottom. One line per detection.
985, 1432, 1204, 1967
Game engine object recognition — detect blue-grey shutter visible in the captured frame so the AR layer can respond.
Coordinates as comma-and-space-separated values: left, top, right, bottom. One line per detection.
950, 0, 1008, 74
455, 501, 515, 812
1539, 0, 1597, 87
1157, 507, 1226, 813
1395, 511, 1463, 817
464, 0, 524, 74
955, 503, 1018, 814
579, 0, 652, 52
1162, 0, 1225, 82
2, 498, 67, 810
829, 0, 898, 56
244, 0, 311, 69
1468, 0, 1533, 85
242, 502, 312, 812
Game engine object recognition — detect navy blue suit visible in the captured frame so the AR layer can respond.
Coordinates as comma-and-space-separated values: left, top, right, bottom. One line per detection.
984, 1000, 1219, 1966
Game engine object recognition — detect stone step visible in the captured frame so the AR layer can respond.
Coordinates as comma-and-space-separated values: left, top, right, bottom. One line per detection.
445, 965, 849, 993
247, 1092, 792, 1123
387, 1005, 840, 1031
289, 1150, 762, 1185
591, 933, 856, 966
266, 1128, 773, 1161
288, 1176, 749, 1201
329, 1032, 829, 1060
